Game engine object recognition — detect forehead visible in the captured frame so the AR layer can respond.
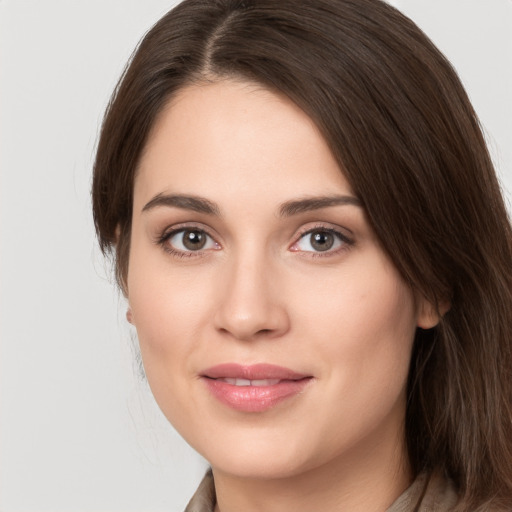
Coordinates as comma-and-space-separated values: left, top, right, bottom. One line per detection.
134, 79, 352, 209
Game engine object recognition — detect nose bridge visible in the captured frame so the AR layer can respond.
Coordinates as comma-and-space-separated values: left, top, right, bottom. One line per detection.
214, 244, 289, 341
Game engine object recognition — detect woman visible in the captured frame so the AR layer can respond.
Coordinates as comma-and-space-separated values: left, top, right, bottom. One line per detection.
92, 0, 512, 510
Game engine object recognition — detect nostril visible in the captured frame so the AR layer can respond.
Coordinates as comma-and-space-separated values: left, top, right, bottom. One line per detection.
213, 295, 290, 341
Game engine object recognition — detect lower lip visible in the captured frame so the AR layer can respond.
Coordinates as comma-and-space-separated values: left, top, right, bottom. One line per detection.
202, 378, 312, 412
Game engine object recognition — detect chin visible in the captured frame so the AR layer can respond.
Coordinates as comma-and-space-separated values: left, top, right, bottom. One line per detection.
190, 429, 320, 480
210, 454, 313, 481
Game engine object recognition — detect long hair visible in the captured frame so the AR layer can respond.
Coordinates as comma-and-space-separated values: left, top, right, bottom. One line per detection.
92, 1, 512, 509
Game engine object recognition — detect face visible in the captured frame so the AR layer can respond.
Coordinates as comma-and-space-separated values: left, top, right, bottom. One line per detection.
128, 80, 435, 480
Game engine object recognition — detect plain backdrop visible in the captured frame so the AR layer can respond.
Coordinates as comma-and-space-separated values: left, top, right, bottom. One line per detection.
1, 1, 511, 511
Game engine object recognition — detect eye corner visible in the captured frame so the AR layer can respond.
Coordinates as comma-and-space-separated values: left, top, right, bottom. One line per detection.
290, 224, 354, 257
156, 224, 221, 258
288, 241, 301, 253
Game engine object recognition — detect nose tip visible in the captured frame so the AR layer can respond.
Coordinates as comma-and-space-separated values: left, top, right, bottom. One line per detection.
213, 264, 290, 342
216, 313, 286, 342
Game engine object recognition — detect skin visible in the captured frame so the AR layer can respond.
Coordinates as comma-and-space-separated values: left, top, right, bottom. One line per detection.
127, 79, 439, 512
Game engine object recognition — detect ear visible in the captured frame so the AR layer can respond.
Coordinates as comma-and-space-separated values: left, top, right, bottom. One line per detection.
126, 307, 134, 324
416, 296, 451, 329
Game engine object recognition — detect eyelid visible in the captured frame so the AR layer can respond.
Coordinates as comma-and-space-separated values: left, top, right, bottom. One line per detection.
154, 221, 353, 258
289, 223, 354, 255
156, 222, 221, 257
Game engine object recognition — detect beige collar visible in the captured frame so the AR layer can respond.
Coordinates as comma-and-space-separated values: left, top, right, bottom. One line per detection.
185, 469, 458, 512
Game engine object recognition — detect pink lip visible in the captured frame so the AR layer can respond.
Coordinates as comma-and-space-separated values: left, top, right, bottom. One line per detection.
201, 364, 313, 413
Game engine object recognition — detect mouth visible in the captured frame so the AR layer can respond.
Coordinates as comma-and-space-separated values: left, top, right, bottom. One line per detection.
213, 378, 282, 386
201, 363, 313, 412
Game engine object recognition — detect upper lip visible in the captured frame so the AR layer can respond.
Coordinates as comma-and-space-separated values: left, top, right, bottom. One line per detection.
201, 363, 310, 381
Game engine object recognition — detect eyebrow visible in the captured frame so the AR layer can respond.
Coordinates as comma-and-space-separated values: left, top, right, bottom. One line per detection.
278, 195, 362, 216
141, 193, 362, 217
142, 193, 221, 216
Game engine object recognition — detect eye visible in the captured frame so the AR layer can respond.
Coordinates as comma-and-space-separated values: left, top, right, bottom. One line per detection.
291, 227, 351, 254
164, 228, 218, 253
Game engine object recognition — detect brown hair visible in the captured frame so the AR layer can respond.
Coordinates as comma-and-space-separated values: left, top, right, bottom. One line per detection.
92, 0, 512, 509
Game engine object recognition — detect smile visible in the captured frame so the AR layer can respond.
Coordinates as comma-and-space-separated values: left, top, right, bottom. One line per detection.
216, 378, 281, 386
201, 364, 313, 413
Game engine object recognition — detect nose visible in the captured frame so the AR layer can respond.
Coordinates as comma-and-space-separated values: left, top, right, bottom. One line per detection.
213, 254, 290, 342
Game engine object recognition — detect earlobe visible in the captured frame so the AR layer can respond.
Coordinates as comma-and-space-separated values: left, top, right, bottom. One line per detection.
126, 307, 134, 324
417, 298, 451, 329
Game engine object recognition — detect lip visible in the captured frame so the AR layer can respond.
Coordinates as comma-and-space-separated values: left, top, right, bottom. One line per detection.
201, 363, 313, 413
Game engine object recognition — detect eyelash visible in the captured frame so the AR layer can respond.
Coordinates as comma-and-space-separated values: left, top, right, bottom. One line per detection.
156, 224, 218, 259
291, 225, 354, 258
156, 223, 354, 259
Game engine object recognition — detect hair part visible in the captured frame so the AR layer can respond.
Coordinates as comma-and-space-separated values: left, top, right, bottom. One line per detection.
92, 1, 512, 508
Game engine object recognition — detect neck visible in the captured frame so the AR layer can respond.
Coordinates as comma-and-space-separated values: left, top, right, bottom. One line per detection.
212, 420, 412, 512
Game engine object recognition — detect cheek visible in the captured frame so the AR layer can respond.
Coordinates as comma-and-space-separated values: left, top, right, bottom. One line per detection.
284, 263, 417, 458
127, 269, 212, 438
292, 256, 417, 405
128, 228, 213, 333
299, 249, 416, 346
126, 240, 215, 395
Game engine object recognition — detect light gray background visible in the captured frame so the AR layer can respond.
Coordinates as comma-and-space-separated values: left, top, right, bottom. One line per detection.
1, 1, 511, 511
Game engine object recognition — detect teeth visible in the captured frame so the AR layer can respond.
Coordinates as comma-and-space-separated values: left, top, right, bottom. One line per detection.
219, 378, 281, 386
251, 379, 280, 386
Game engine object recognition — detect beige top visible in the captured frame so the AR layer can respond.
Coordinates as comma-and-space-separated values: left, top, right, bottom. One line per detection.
184, 470, 458, 512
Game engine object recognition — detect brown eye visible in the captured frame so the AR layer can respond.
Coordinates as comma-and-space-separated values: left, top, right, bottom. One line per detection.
292, 227, 349, 254
182, 229, 207, 250
165, 228, 218, 253
310, 231, 334, 251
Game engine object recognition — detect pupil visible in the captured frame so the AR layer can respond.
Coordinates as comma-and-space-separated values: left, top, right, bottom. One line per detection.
183, 230, 206, 250
311, 231, 334, 251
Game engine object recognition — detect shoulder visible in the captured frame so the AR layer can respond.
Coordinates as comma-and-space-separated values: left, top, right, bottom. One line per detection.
387, 471, 458, 512
184, 469, 216, 512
